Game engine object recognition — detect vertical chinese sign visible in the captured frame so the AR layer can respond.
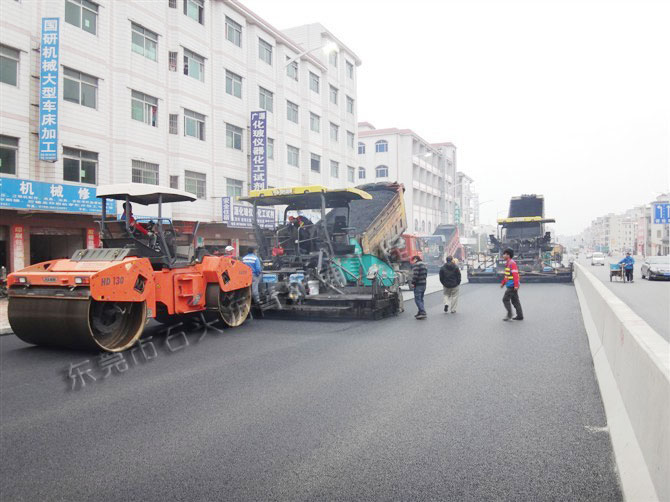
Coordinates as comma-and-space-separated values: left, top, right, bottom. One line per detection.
250, 111, 267, 191
39, 18, 60, 162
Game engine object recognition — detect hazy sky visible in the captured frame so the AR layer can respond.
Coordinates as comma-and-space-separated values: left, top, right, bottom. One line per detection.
244, 0, 670, 235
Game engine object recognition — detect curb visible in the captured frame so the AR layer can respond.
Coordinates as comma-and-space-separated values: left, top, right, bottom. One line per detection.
0, 328, 14, 336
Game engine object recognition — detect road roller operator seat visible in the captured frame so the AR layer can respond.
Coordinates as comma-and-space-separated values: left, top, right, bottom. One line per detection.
95, 184, 199, 268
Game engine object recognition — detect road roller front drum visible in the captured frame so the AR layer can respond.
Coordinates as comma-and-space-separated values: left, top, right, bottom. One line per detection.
8, 297, 146, 352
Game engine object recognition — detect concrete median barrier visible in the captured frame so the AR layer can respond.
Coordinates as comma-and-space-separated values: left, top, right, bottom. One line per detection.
574, 263, 669, 501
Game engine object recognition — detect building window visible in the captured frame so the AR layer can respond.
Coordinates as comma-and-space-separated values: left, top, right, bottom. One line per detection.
346, 96, 354, 114
226, 178, 243, 197
330, 160, 339, 178
309, 113, 320, 133
358, 166, 366, 179
63, 147, 97, 184
286, 100, 299, 123
65, 0, 98, 35
347, 131, 355, 149
168, 51, 178, 71
169, 0, 177, 7
267, 138, 274, 159
170, 175, 179, 188
132, 160, 159, 185
310, 153, 321, 173
184, 109, 205, 140
131, 90, 158, 127
63, 67, 97, 108
347, 166, 355, 183
376, 165, 389, 178
358, 142, 365, 154
184, 170, 206, 198
169, 114, 178, 134
225, 70, 242, 98
0, 135, 18, 175
346, 60, 354, 79
259, 38, 273, 65
131, 22, 157, 61
329, 85, 338, 105
226, 123, 243, 150
0, 45, 19, 87
225, 16, 242, 47
309, 72, 319, 93
287, 145, 299, 167
329, 51, 338, 67
184, 0, 204, 24
375, 140, 388, 153
330, 122, 339, 142
183, 48, 204, 81
286, 57, 298, 80
259, 86, 274, 112
415, 219, 419, 232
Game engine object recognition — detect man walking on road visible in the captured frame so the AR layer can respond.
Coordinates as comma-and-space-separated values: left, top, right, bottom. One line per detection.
501, 248, 523, 321
439, 255, 461, 313
242, 247, 263, 304
618, 251, 635, 282
411, 255, 428, 319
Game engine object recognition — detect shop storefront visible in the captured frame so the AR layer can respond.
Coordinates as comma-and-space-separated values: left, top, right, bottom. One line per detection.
0, 177, 109, 272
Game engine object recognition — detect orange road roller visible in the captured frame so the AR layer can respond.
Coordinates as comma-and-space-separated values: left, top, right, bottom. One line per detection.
7, 184, 252, 352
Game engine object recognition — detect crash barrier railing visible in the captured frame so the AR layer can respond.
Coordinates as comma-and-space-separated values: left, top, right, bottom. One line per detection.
574, 263, 669, 502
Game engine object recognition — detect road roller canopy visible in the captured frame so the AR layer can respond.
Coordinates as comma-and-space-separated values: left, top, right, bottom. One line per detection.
96, 183, 197, 204
239, 185, 372, 210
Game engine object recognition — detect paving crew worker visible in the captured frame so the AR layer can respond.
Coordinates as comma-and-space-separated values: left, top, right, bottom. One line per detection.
223, 245, 235, 257
501, 248, 523, 321
289, 215, 313, 253
411, 255, 428, 319
439, 255, 461, 313
618, 251, 635, 282
242, 247, 263, 304
120, 202, 149, 236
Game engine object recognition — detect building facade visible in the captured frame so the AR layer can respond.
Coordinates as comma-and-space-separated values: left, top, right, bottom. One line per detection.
581, 193, 669, 256
356, 122, 459, 235
0, 0, 360, 271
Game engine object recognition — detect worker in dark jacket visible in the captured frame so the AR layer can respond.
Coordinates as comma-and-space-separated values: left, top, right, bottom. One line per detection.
411, 255, 428, 319
439, 255, 461, 313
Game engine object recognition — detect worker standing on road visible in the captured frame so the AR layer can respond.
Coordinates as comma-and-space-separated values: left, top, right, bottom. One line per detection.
618, 252, 635, 282
439, 255, 461, 313
223, 245, 235, 257
501, 248, 523, 321
242, 247, 263, 304
411, 255, 428, 319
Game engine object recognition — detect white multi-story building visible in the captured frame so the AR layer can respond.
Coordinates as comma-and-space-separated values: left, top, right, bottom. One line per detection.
356, 122, 458, 235
456, 172, 478, 237
0, 0, 360, 271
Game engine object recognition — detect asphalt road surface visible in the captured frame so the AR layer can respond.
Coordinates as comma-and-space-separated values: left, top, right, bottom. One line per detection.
578, 256, 670, 341
1, 284, 622, 501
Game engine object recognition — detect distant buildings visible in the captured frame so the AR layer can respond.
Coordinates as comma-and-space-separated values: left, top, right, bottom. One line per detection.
581, 193, 669, 255
357, 122, 477, 237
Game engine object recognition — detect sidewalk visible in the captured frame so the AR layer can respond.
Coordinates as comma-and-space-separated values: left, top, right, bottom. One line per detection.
0, 299, 11, 335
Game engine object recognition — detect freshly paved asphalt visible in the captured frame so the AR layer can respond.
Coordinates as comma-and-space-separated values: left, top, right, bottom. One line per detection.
578, 256, 670, 341
1, 283, 622, 501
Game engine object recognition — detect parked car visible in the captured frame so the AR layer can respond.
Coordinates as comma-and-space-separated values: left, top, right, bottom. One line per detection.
591, 252, 605, 266
641, 256, 670, 280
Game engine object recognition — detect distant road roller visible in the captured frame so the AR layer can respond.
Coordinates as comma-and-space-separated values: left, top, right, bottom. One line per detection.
7, 184, 252, 352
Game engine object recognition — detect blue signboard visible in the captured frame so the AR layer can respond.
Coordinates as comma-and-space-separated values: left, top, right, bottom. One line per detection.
653, 203, 670, 224
250, 111, 267, 191
0, 177, 115, 214
38, 18, 60, 162
222, 196, 274, 229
